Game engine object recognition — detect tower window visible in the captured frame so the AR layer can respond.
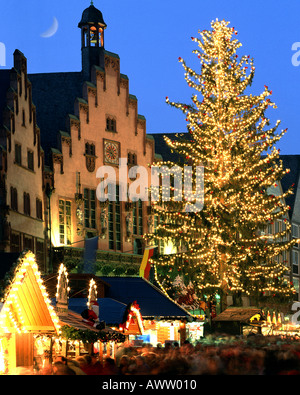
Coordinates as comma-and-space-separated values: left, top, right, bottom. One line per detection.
90, 27, 99, 47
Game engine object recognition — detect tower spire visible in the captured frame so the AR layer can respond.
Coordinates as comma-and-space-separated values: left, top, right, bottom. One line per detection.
79, 2, 107, 80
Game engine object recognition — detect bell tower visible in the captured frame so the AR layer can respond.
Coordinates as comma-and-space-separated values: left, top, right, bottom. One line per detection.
79, 1, 107, 80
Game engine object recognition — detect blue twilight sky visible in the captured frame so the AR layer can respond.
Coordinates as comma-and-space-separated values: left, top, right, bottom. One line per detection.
0, 0, 300, 154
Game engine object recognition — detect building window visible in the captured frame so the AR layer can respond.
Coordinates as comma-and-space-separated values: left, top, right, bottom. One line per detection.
292, 250, 299, 274
293, 250, 299, 274
108, 185, 121, 251
23, 192, 31, 216
133, 200, 143, 236
84, 189, 96, 229
36, 239, 45, 267
10, 187, 18, 211
292, 224, 299, 248
282, 250, 288, 266
106, 117, 117, 132
22, 109, 26, 127
128, 152, 137, 166
59, 199, 72, 245
15, 143, 21, 165
11, 232, 21, 253
36, 198, 43, 220
293, 278, 299, 301
27, 150, 34, 171
85, 143, 95, 156
134, 239, 143, 255
267, 222, 273, 236
85, 143, 96, 172
275, 220, 281, 235
23, 234, 33, 251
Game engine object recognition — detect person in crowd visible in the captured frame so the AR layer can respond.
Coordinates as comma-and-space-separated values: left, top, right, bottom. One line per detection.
33, 334, 300, 375
52, 361, 76, 375
101, 357, 118, 375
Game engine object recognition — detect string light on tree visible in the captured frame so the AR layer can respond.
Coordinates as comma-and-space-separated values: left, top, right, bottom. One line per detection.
145, 19, 299, 310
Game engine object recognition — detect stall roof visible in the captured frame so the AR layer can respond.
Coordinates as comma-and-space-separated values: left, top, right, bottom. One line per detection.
212, 307, 265, 323
66, 298, 127, 326
100, 277, 192, 319
0, 252, 60, 334
55, 298, 143, 335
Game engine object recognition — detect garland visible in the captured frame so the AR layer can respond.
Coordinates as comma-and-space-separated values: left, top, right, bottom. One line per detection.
60, 325, 125, 344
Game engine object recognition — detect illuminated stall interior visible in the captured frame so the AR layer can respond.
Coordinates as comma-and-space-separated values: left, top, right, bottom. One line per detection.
100, 276, 193, 345
44, 265, 143, 360
212, 307, 267, 336
0, 252, 60, 374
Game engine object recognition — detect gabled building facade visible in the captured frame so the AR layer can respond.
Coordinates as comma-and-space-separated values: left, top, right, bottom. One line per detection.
0, 4, 156, 274
0, 51, 46, 269
280, 155, 300, 301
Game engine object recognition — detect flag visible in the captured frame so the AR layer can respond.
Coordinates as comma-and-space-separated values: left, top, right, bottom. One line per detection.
139, 246, 157, 280
83, 236, 99, 274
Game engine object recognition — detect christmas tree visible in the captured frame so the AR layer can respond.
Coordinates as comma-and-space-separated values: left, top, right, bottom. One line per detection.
146, 19, 298, 310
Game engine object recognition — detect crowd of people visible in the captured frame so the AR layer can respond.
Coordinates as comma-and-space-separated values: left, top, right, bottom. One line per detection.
21, 334, 300, 375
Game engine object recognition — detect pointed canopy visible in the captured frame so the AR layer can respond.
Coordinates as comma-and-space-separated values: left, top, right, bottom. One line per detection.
0, 252, 60, 334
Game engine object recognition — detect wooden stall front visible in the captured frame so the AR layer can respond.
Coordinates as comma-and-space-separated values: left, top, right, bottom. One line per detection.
0, 252, 60, 374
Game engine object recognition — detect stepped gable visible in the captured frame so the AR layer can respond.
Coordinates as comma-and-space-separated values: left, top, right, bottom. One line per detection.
279, 155, 300, 218
0, 70, 11, 126
29, 72, 83, 165
0, 50, 42, 165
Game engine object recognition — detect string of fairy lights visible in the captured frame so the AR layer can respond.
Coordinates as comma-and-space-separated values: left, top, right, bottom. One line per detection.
145, 19, 300, 303
0, 252, 60, 334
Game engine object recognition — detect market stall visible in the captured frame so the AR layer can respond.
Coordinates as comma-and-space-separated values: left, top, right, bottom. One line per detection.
100, 276, 194, 346
212, 307, 266, 336
47, 264, 126, 361
0, 252, 60, 374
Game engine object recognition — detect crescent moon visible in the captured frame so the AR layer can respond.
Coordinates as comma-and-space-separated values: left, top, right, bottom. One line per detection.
40, 17, 59, 38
